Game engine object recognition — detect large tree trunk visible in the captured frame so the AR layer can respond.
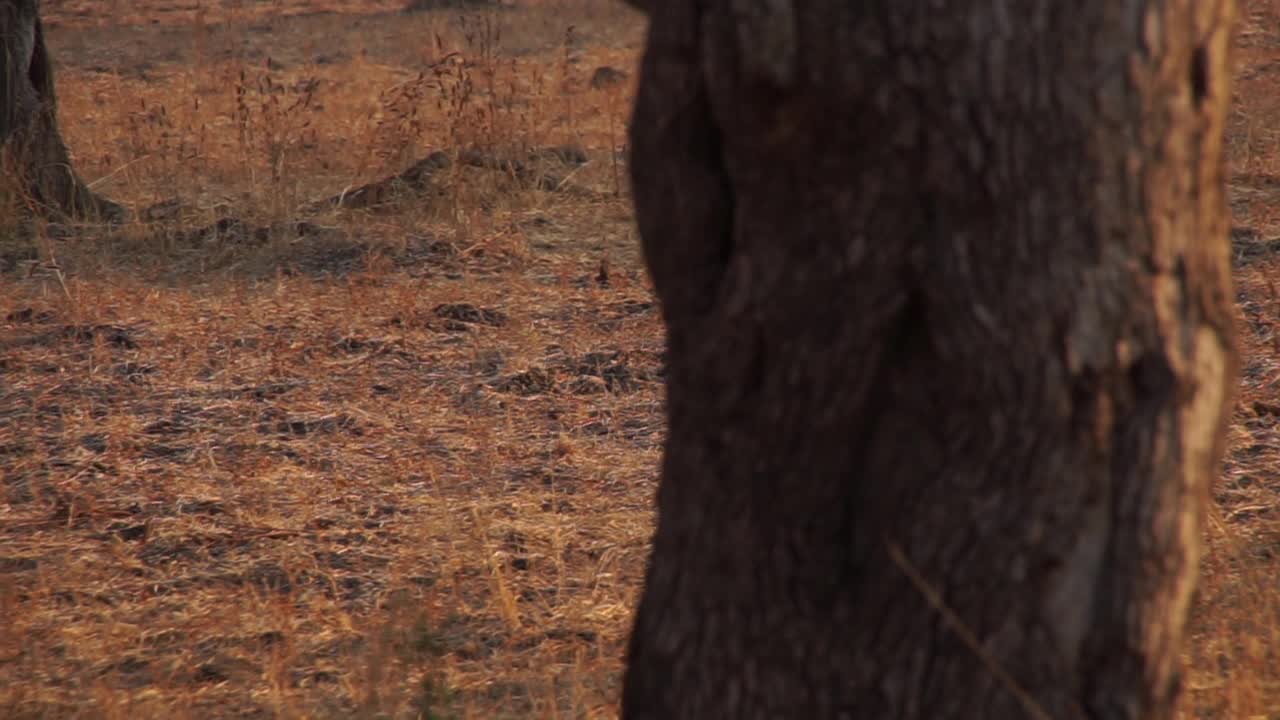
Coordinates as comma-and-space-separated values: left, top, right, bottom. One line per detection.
2, 0, 123, 222
622, 2, 1238, 718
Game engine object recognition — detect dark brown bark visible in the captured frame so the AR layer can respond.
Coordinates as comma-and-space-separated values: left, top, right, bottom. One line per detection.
623, 1, 1238, 719
2, 0, 124, 222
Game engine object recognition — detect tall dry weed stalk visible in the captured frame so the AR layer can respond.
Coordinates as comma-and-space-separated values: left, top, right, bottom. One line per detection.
234, 64, 322, 214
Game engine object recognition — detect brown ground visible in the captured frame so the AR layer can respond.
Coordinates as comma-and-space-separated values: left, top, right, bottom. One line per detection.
2, 1, 1279, 717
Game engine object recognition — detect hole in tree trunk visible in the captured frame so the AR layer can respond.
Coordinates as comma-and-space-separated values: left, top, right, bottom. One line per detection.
1189, 46, 1209, 107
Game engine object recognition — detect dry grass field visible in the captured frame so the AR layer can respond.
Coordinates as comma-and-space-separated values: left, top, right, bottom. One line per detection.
2, 0, 1280, 717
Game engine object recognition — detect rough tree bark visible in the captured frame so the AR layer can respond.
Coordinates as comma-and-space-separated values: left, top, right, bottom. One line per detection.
623, 1, 1238, 719
2, 0, 123, 222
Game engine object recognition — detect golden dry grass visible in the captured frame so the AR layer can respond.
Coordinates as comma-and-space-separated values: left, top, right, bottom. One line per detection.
2, 0, 1280, 717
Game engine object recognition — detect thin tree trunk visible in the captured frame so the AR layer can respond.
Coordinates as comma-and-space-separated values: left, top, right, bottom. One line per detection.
2, 0, 124, 222
623, 1, 1238, 718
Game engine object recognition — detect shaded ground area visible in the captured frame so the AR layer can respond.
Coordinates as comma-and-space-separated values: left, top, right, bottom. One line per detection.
1, 205, 661, 717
